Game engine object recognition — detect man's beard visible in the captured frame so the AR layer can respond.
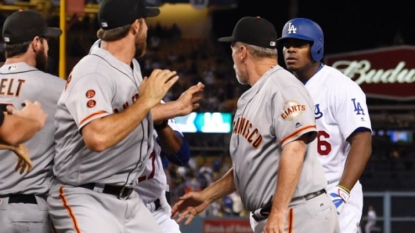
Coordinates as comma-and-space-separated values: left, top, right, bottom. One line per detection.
134, 34, 147, 58
35, 47, 47, 72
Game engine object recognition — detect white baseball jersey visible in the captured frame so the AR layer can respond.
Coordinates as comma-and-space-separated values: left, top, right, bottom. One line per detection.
53, 47, 153, 186
304, 65, 372, 184
230, 66, 327, 211
136, 118, 182, 203
305, 65, 371, 233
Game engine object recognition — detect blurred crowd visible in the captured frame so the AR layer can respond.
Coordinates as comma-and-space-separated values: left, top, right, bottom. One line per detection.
163, 155, 250, 217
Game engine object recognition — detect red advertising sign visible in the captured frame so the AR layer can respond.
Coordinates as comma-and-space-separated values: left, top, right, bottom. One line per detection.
324, 45, 415, 100
203, 218, 251, 233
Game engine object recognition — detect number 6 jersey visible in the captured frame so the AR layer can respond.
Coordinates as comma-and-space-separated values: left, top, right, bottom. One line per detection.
305, 65, 372, 185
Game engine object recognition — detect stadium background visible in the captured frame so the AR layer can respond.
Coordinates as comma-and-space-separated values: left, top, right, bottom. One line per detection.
0, 0, 414, 232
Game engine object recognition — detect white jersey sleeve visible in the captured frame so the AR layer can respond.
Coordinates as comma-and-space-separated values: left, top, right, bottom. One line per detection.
332, 79, 372, 139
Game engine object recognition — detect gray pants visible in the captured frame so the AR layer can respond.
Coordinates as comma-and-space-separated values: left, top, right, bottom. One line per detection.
47, 184, 162, 233
250, 193, 340, 233
0, 195, 49, 233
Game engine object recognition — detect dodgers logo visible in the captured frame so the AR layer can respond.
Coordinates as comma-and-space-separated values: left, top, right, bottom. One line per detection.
351, 98, 365, 115
314, 104, 323, 119
287, 23, 297, 34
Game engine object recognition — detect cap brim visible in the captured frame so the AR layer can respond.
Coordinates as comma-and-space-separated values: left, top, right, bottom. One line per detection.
146, 7, 160, 17
277, 34, 313, 42
44, 27, 62, 38
218, 36, 235, 42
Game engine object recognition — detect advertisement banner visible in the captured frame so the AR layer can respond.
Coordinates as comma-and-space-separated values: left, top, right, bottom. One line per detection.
324, 45, 415, 100
203, 219, 251, 233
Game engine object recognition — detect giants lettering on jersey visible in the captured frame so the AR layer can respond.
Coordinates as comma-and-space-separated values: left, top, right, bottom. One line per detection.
281, 100, 306, 120
113, 93, 139, 113
233, 116, 262, 148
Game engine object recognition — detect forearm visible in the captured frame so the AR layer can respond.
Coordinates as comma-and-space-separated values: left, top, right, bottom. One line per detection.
151, 101, 185, 123
202, 167, 236, 204
156, 126, 182, 155
339, 131, 372, 191
0, 115, 41, 145
270, 140, 306, 217
82, 98, 153, 151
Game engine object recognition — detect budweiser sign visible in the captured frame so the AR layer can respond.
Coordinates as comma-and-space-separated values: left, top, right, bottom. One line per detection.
325, 45, 415, 99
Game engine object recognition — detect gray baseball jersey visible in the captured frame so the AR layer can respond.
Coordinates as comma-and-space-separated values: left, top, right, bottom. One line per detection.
0, 62, 65, 194
229, 65, 327, 211
53, 47, 153, 186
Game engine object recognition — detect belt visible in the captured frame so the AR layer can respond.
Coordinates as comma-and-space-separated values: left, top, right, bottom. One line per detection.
252, 189, 326, 222
292, 189, 326, 202
0, 194, 38, 204
79, 183, 134, 200
146, 198, 161, 212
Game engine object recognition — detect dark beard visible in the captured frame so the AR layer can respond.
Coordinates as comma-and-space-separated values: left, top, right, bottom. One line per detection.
134, 36, 147, 58
35, 48, 47, 72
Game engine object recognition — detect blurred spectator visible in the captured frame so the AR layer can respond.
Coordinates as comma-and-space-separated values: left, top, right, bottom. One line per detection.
365, 205, 377, 233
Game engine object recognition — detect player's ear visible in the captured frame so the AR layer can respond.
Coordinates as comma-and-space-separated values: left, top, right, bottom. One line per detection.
30, 36, 41, 53
130, 20, 140, 35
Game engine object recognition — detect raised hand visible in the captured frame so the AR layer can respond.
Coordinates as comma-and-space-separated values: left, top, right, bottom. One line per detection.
139, 69, 179, 108
176, 82, 205, 116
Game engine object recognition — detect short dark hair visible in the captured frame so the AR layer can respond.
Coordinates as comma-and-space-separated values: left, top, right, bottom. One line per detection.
4, 37, 45, 58
97, 24, 130, 42
4, 41, 31, 58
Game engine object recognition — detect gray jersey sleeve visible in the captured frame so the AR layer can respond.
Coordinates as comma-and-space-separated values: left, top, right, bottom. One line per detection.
65, 73, 113, 129
273, 86, 317, 147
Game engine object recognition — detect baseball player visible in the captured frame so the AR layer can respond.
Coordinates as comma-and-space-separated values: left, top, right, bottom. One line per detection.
137, 118, 188, 233
172, 16, 340, 233
47, 0, 179, 232
89, 39, 205, 233
0, 9, 64, 233
278, 18, 372, 233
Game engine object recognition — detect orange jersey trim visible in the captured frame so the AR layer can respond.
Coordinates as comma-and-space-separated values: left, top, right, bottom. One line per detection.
79, 111, 108, 126
280, 125, 316, 146
59, 186, 82, 233
288, 208, 294, 233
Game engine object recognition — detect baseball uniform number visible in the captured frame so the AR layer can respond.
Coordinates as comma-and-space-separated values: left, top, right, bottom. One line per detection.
317, 130, 332, 156
138, 151, 156, 182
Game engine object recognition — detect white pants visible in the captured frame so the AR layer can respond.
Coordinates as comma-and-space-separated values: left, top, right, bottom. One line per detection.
249, 193, 340, 233
145, 193, 181, 233
48, 184, 162, 233
0, 195, 49, 233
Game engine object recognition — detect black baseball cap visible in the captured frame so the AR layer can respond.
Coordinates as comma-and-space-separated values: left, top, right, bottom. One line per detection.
2, 10, 62, 44
98, 0, 160, 30
218, 16, 277, 49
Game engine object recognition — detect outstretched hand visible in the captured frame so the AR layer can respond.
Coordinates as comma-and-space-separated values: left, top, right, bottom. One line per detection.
171, 191, 210, 225
176, 82, 205, 116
